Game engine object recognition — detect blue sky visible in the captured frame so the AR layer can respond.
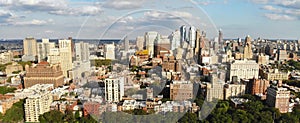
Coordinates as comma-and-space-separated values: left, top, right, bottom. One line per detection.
0, 0, 299, 39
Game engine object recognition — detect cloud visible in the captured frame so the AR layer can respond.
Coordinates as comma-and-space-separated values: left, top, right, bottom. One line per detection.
264, 13, 296, 21
262, 5, 282, 12
250, 0, 269, 4
49, 6, 102, 16
103, 0, 145, 10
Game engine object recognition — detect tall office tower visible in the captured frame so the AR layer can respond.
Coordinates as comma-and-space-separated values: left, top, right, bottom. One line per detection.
229, 60, 259, 82
188, 26, 196, 48
145, 31, 158, 58
194, 29, 201, 56
180, 25, 187, 42
22, 37, 37, 61
170, 81, 193, 101
104, 43, 115, 60
48, 48, 60, 64
218, 29, 223, 46
24, 62, 64, 88
59, 39, 73, 77
124, 36, 129, 51
170, 30, 181, 50
136, 36, 144, 51
75, 42, 90, 62
206, 73, 225, 101
104, 77, 125, 102
24, 84, 53, 122
243, 35, 253, 59
266, 85, 290, 113
37, 39, 55, 62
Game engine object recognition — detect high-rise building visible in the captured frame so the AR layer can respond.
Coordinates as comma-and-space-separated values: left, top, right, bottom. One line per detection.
22, 37, 37, 61
104, 43, 115, 60
229, 59, 259, 82
37, 39, 55, 62
24, 61, 64, 88
24, 84, 53, 122
224, 83, 246, 100
243, 35, 253, 59
59, 39, 73, 77
189, 26, 196, 48
47, 48, 60, 64
266, 86, 290, 113
246, 78, 270, 96
180, 25, 186, 42
218, 29, 223, 45
104, 77, 125, 102
206, 73, 225, 101
194, 29, 201, 56
277, 50, 288, 61
136, 36, 144, 51
145, 31, 158, 58
75, 42, 90, 62
170, 81, 193, 101
124, 36, 129, 51
170, 30, 181, 50
154, 35, 170, 57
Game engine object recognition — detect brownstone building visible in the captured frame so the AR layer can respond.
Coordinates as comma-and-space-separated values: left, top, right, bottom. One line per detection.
170, 81, 193, 101
24, 61, 64, 88
246, 78, 270, 96
162, 55, 181, 72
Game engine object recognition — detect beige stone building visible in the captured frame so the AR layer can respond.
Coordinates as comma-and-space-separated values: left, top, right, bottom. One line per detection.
229, 59, 259, 82
170, 81, 193, 101
24, 61, 64, 88
266, 86, 290, 113
224, 84, 246, 100
5, 62, 23, 75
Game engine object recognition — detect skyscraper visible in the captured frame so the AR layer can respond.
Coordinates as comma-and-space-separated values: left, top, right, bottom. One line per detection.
145, 31, 158, 58
59, 39, 73, 77
104, 77, 125, 102
218, 29, 223, 46
170, 30, 180, 50
22, 37, 37, 61
136, 36, 144, 51
124, 36, 129, 51
37, 39, 55, 62
189, 26, 196, 48
243, 35, 253, 59
104, 43, 115, 60
75, 41, 90, 62
180, 25, 186, 42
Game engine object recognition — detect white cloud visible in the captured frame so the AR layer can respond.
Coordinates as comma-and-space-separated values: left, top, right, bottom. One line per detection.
262, 5, 282, 12
50, 6, 102, 16
250, 0, 269, 4
104, 0, 145, 10
264, 13, 296, 21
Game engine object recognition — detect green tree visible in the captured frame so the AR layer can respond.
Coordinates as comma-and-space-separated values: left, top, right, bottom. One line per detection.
2, 99, 25, 123
39, 110, 64, 123
0, 86, 16, 94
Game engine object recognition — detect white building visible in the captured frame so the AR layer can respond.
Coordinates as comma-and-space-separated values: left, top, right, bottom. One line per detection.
104, 77, 125, 102
59, 39, 73, 77
145, 31, 158, 58
48, 48, 60, 64
224, 84, 246, 100
170, 30, 181, 50
206, 73, 225, 101
24, 84, 53, 122
22, 37, 37, 61
189, 26, 196, 48
229, 59, 259, 82
104, 43, 115, 60
0, 51, 13, 64
37, 39, 55, 62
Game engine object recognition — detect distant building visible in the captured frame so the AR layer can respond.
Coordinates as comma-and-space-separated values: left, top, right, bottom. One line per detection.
277, 50, 288, 61
37, 39, 55, 62
124, 36, 129, 51
261, 68, 288, 81
162, 55, 181, 72
189, 26, 196, 48
24, 84, 53, 122
146, 87, 154, 99
224, 83, 246, 100
22, 37, 37, 61
5, 62, 23, 75
145, 31, 158, 58
83, 101, 101, 116
24, 62, 64, 88
59, 39, 73, 77
104, 77, 125, 102
104, 43, 115, 60
0, 51, 13, 64
257, 53, 269, 65
229, 59, 259, 82
48, 48, 60, 64
136, 36, 144, 51
243, 35, 253, 59
266, 86, 290, 113
0, 94, 19, 114
170, 30, 180, 50
170, 81, 193, 101
206, 73, 225, 101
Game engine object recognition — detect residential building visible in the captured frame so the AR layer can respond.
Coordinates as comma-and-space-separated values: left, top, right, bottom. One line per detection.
224, 83, 246, 100
59, 39, 73, 77
104, 43, 115, 60
266, 86, 290, 113
145, 31, 158, 58
48, 48, 60, 64
206, 73, 225, 101
24, 61, 64, 88
261, 68, 288, 81
22, 37, 37, 61
104, 77, 125, 102
229, 59, 259, 82
136, 36, 144, 51
5, 62, 23, 75
245, 78, 270, 96
24, 84, 53, 122
170, 81, 193, 101
0, 51, 13, 64
37, 39, 55, 62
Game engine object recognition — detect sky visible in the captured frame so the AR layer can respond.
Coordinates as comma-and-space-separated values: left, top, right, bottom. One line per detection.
0, 0, 299, 39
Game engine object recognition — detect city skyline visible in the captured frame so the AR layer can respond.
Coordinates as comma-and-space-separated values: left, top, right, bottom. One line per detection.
0, 0, 299, 39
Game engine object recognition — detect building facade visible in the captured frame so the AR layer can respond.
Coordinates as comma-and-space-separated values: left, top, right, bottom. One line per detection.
104, 77, 125, 102
224, 84, 246, 100
59, 39, 73, 77
170, 81, 193, 101
266, 86, 290, 113
229, 60, 259, 82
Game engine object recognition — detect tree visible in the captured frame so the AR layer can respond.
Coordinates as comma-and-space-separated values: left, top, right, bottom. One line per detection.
39, 110, 64, 123
178, 112, 198, 123
0, 86, 16, 94
2, 99, 25, 123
